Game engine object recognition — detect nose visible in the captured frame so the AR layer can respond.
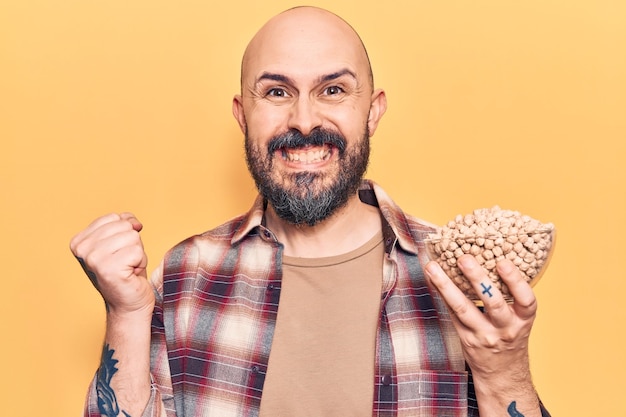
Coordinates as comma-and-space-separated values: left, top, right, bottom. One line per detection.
287, 96, 322, 136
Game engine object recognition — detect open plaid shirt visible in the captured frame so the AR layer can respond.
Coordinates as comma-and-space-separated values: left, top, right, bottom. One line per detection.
85, 180, 543, 416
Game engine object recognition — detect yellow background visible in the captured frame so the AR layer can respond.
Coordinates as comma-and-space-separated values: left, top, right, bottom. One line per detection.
1, 0, 624, 415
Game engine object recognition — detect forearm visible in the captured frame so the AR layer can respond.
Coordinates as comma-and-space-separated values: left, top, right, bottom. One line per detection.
95, 308, 153, 417
471, 363, 541, 417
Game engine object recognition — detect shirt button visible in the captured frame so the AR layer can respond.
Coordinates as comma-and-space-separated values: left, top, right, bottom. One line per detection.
267, 284, 278, 292
381, 374, 392, 386
250, 365, 260, 374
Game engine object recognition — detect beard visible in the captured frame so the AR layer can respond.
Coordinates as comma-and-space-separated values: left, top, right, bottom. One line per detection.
245, 126, 370, 227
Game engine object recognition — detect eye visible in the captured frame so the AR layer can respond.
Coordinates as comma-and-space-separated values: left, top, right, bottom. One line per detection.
266, 88, 290, 98
324, 86, 344, 96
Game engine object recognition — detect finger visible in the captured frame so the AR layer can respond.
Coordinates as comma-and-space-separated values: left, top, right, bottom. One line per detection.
70, 213, 122, 252
119, 212, 143, 232
94, 239, 148, 280
78, 228, 144, 282
90, 219, 138, 245
72, 219, 137, 259
89, 252, 148, 311
133, 251, 148, 278
71, 213, 141, 247
424, 260, 486, 328
496, 260, 537, 320
84, 213, 124, 231
89, 228, 145, 265
456, 255, 512, 327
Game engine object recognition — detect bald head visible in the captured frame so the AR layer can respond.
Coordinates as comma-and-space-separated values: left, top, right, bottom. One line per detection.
240, 7, 374, 93
231, 7, 388, 227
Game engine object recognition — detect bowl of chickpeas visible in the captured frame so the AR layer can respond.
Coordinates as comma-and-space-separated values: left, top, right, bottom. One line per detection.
423, 206, 556, 304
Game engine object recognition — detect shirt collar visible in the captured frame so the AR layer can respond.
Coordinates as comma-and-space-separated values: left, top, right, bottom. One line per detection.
231, 179, 429, 255
358, 180, 421, 255
231, 193, 267, 244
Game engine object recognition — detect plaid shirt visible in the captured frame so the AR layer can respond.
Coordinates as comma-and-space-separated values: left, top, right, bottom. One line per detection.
85, 180, 481, 417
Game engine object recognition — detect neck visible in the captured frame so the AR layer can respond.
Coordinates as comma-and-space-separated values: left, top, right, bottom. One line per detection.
265, 193, 382, 258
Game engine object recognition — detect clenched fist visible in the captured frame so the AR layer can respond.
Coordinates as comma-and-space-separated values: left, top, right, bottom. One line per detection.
70, 213, 155, 316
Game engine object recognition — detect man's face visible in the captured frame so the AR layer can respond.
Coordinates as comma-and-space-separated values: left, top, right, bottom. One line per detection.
233, 8, 386, 225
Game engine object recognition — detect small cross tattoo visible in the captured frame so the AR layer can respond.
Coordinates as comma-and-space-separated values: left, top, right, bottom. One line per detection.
480, 282, 493, 297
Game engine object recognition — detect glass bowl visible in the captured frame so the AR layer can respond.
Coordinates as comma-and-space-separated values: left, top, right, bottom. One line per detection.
423, 221, 556, 304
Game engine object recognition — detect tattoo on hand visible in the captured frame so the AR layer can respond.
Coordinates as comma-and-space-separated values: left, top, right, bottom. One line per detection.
508, 401, 525, 417
480, 282, 493, 297
96, 344, 131, 417
76, 256, 110, 312
76, 256, 99, 288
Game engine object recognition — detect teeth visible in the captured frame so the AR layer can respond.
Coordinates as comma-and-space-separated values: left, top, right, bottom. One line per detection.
283, 146, 331, 163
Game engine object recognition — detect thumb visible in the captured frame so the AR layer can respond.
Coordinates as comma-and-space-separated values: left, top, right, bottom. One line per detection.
133, 251, 149, 279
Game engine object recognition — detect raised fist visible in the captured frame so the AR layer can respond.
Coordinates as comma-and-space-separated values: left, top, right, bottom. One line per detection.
70, 213, 155, 315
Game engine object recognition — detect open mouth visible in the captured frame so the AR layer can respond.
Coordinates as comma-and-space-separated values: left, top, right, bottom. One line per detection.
279, 144, 334, 164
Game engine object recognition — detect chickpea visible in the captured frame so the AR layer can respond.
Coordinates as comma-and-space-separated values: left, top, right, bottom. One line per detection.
426, 206, 555, 302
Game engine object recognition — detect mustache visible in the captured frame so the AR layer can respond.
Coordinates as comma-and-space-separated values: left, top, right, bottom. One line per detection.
267, 128, 347, 155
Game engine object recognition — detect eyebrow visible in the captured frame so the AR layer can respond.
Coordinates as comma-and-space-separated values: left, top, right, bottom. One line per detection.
318, 69, 357, 84
256, 68, 358, 85
257, 72, 293, 84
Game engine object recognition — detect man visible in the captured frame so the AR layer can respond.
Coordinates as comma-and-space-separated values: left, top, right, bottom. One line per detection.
71, 6, 550, 417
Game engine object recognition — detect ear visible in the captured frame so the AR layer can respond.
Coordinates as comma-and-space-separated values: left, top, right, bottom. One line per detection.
367, 88, 387, 136
232, 94, 247, 134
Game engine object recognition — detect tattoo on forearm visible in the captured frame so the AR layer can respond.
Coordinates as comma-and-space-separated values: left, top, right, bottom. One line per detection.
96, 344, 131, 417
508, 401, 525, 417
